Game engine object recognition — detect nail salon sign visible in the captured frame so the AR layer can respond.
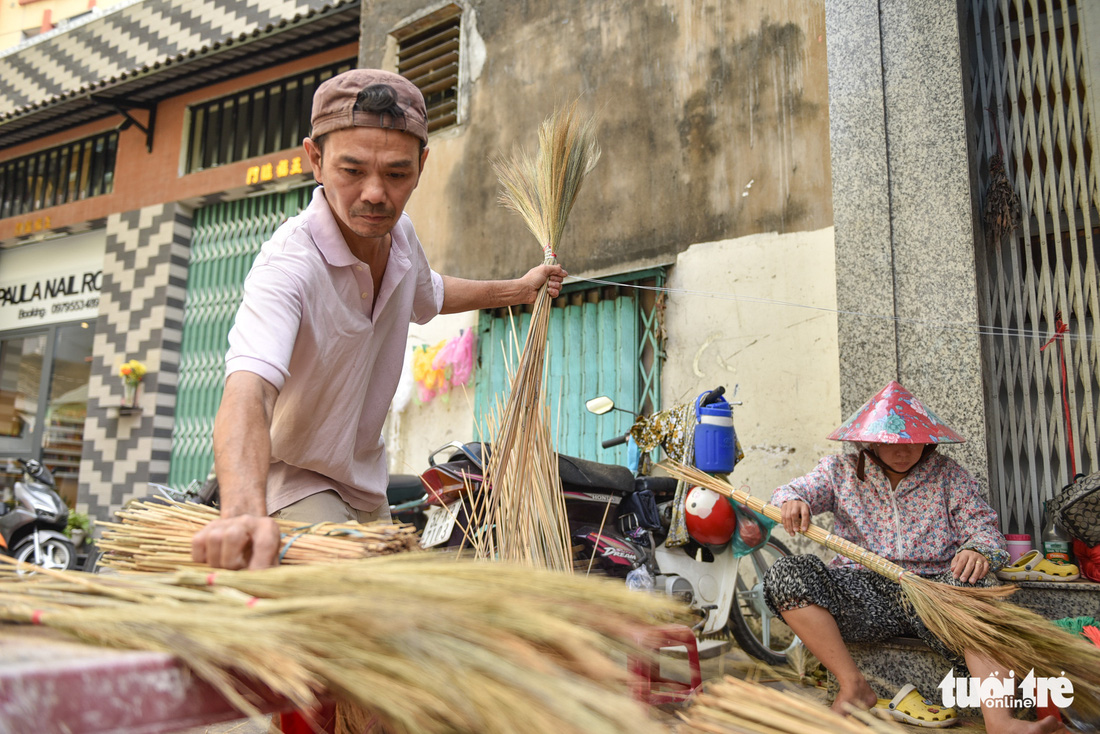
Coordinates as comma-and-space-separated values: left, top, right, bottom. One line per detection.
0, 231, 105, 332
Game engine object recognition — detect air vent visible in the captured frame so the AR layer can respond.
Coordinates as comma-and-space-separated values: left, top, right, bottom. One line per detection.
394, 4, 462, 134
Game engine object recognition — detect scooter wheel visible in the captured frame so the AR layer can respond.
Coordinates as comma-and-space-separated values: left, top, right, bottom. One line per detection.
727, 538, 800, 666
13, 535, 78, 573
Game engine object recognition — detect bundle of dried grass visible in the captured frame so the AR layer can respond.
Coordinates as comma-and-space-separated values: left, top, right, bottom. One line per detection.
983, 153, 1020, 243
677, 675, 905, 734
0, 553, 681, 734
659, 460, 1100, 719
473, 103, 600, 570
97, 499, 418, 573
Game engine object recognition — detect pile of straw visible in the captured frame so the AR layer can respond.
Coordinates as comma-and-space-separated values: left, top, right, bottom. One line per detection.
660, 460, 1100, 719
471, 103, 600, 570
97, 499, 418, 573
677, 676, 905, 733
0, 553, 681, 733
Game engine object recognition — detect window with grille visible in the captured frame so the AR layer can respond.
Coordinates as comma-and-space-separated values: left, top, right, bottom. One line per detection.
473, 270, 665, 464
185, 59, 355, 174
0, 131, 118, 220
392, 4, 462, 135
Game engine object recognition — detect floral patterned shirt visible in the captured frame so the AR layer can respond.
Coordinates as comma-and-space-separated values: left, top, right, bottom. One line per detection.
771, 452, 1009, 575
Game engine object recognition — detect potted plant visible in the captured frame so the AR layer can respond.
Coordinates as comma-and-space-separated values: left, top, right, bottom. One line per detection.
66, 510, 93, 548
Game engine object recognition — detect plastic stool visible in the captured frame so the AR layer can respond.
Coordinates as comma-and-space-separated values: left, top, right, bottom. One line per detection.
279, 702, 336, 734
627, 623, 702, 705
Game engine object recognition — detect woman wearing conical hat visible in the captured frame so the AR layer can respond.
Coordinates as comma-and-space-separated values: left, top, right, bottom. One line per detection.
762, 382, 1064, 733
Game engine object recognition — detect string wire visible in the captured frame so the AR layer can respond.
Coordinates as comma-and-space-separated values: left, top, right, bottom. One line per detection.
570, 276, 1096, 345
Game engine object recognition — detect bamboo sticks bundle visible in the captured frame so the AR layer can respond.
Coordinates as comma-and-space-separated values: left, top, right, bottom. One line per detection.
97, 499, 419, 573
474, 103, 600, 570
660, 460, 1100, 719
677, 676, 906, 734
466, 385, 571, 568
0, 553, 681, 734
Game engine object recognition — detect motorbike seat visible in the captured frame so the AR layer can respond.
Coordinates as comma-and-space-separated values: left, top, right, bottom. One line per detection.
558, 454, 636, 494
635, 475, 679, 498
439, 443, 635, 494
387, 474, 425, 505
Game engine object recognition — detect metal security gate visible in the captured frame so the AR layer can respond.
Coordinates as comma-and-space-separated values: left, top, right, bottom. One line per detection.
169, 187, 313, 490
965, 0, 1100, 540
474, 270, 665, 465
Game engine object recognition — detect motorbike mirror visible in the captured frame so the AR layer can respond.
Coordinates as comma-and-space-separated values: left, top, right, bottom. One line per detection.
585, 396, 615, 415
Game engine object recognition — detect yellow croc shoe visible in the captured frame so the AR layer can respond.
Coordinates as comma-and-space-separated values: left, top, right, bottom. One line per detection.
997, 549, 1080, 582
874, 684, 958, 728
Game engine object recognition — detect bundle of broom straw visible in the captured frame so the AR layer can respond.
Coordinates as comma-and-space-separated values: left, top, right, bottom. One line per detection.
0, 553, 681, 734
471, 102, 600, 570
677, 675, 906, 734
95, 499, 419, 573
660, 460, 1100, 719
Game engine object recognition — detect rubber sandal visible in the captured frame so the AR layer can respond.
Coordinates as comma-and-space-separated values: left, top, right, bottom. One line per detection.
996, 549, 1080, 582
874, 684, 958, 728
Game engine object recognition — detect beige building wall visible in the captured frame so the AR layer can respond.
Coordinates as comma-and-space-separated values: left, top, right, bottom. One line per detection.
385, 311, 480, 479
376, 0, 838, 510
365, 0, 832, 282
386, 226, 842, 561
662, 227, 840, 553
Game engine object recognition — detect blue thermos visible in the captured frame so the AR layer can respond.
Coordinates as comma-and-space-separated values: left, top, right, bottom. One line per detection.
694, 389, 736, 473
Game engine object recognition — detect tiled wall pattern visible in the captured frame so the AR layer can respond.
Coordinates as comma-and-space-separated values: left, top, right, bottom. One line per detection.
0, 0, 353, 117
78, 203, 191, 521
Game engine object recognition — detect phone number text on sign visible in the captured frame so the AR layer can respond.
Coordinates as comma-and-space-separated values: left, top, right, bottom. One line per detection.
52, 297, 99, 314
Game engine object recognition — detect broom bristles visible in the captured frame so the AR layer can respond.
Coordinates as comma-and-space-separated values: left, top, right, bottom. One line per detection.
677, 675, 906, 733
492, 101, 600, 259
659, 460, 1100, 718
479, 103, 600, 570
96, 499, 418, 573
1, 553, 681, 734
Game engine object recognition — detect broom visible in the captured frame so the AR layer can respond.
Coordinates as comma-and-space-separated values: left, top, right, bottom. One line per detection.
0, 553, 680, 734
476, 102, 600, 570
95, 499, 418, 573
659, 460, 1100, 718
677, 675, 906, 734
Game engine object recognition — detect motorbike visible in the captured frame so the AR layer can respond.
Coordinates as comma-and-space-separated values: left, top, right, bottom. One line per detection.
414, 388, 800, 665
387, 473, 431, 532
0, 458, 77, 573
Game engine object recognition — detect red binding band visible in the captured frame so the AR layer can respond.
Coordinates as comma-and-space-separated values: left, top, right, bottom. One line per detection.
31, 610, 43, 625
1041, 313, 1076, 475
206, 573, 217, 586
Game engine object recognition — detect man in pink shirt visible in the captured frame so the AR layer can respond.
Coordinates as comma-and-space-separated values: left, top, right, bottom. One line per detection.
191, 69, 564, 570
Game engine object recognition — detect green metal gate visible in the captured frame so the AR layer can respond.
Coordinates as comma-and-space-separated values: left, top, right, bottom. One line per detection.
473, 269, 665, 464
169, 186, 313, 490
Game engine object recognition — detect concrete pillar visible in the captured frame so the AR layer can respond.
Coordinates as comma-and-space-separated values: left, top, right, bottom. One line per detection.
826, 0, 990, 481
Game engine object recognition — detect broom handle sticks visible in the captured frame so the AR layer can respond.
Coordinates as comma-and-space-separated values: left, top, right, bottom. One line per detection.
659, 460, 909, 582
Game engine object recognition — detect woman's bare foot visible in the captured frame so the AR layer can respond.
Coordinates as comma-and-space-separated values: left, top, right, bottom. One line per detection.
831, 677, 878, 715
986, 715, 1069, 734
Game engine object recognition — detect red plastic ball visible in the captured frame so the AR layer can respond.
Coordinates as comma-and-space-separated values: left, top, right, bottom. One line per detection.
684, 486, 737, 546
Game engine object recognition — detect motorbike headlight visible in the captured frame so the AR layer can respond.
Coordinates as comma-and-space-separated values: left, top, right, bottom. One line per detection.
29, 494, 62, 519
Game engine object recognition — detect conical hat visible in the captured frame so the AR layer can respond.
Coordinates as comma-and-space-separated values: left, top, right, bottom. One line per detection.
827, 381, 965, 444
